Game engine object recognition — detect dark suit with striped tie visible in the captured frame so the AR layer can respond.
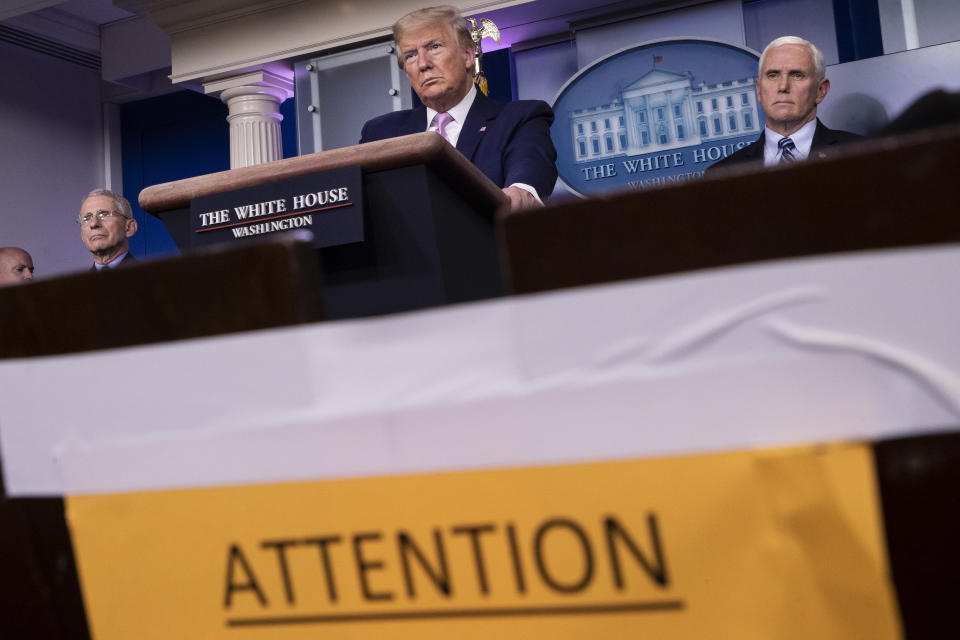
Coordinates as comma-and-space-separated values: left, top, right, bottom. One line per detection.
705, 119, 861, 174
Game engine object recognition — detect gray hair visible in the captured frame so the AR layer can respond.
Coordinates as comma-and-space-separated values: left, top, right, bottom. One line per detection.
393, 5, 474, 68
82, 188, 132, 219
759, 36, 826, 82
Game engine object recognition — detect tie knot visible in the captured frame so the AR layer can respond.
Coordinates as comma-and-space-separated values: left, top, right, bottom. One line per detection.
778, 136, 798, 163
433, 112, 454, 142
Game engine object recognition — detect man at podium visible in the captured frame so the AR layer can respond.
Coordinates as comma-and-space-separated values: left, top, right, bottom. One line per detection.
360, 6, 557, 210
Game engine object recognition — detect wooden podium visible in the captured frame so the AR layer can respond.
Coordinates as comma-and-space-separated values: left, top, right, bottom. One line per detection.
140, 133, 510, 320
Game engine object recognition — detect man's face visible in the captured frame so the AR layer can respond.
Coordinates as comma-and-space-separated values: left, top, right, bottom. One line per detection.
0, 249, 34, 284
398, 23, 475, 112
80, 195, 136, 257
756, 43, 829, 135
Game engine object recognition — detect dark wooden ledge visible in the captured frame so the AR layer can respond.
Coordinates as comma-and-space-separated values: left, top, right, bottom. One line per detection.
139, 132, 508, 215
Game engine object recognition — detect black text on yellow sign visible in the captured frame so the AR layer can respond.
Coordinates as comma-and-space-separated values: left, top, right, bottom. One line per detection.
67, 444, 902, 639
224, 513, 675, 626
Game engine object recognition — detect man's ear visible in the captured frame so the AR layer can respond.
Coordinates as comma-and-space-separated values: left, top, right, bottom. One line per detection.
463, 45, 476, 72
125, 217, 139, 239
816, 77, 830, 104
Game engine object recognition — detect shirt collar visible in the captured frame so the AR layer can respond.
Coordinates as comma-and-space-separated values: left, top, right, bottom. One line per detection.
425, 84, 477, 128
95, 251, 128, 270
764, 118, 818, 159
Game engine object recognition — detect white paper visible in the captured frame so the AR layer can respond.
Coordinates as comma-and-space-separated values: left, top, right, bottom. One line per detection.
1, 245, 958, 496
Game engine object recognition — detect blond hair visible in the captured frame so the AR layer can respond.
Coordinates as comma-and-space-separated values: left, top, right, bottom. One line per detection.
393, 5, 474, 67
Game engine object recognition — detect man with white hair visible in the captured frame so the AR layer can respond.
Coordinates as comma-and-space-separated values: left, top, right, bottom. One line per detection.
708, 36, 860, 171
77, 188, 138, 270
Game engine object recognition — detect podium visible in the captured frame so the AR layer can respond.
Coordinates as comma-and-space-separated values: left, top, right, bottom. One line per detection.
139, 133, 510, 319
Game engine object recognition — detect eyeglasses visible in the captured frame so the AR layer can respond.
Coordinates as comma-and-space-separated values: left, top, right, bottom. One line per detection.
77, 209, 128, 226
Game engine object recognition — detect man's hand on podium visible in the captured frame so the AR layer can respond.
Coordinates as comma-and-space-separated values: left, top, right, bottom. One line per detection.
502, 185, 539, 211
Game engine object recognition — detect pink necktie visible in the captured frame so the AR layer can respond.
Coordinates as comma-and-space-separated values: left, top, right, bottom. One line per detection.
433, 112, 454, 143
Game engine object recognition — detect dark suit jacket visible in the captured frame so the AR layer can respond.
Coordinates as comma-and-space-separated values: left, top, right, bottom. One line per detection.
89, 251, 136, 271
360, 91, 558, 199
705, 119, 862, 174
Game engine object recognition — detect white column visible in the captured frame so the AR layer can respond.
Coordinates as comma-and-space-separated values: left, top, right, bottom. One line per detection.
900, 0, 920, 50
204, 68, 294, 169
666, 89, 677, 144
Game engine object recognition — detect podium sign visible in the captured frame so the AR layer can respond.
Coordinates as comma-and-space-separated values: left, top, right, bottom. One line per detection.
190, 167, 363, 249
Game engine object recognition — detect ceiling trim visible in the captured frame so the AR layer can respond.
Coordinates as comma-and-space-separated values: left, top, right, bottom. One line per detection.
0, 0, 64, 22
0, 23, 100, 70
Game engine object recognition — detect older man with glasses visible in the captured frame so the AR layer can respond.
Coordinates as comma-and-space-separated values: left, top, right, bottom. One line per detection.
77, 189, 138, 270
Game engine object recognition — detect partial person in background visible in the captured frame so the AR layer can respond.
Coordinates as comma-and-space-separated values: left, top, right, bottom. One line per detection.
78, 189, 137, 270
360, 5, 557, 210
707, 36, 861, 173
876, 89, 960, 137
0, 247, 34, 285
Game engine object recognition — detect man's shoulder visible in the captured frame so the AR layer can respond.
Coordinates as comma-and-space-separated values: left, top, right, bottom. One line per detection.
705, 136, 763, 173
361, 97, 552, 140
487, 97, 553, 118
360, 106, 427, 143
498, 97, 552, 111
813, 120, 863, 146
831, 128, 863, 142
364, 109, 414, 128
360, 108, 420, 144
466, 93, 552, 119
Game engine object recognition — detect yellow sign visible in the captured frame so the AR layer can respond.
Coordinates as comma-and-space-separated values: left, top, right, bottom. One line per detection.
67, 444, 901, 639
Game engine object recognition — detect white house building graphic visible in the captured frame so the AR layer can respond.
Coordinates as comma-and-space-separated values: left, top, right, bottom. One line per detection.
570, 67, 760, 162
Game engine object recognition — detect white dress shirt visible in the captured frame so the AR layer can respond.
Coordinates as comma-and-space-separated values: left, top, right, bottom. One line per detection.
426, 85, 475, 147
763, 118, 817, 166
425, 85, 542, 205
